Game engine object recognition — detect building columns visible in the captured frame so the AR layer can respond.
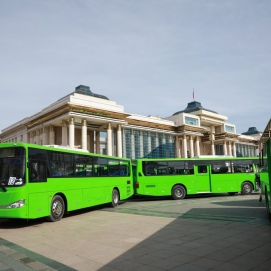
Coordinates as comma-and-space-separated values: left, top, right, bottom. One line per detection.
183, 135, 187, 158
189, 136, 194, 158
62, 121, 67, 146
42, 127, 47, 145
211, 140, 215, 155
195, 136, 200, 156
232, 142, 236, 157
175, 136, 180, 158
69, 118, 75, 148
228, 142, 232, 156
117, 125, 122, 157
223, 141, 227, 156
107, 123, 112, 156
89, 130, 94, 153
81, 119, 87, 150
96, 131, 100, 154
49, 125, 55, 145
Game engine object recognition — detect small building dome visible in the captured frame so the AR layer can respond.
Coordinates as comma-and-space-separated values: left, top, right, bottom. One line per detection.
58, 85, 109, 101
241, 127, 262, 135
75, 85, 109, 100
172, 101, 218, 116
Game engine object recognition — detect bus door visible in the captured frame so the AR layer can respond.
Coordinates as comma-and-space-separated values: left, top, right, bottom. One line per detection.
195, 165, 211, 192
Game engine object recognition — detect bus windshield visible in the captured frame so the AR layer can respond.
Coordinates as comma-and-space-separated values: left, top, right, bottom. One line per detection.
0, 147, 26, 187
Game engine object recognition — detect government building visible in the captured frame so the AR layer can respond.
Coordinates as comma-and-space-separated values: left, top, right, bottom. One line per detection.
0, 85, 262, 159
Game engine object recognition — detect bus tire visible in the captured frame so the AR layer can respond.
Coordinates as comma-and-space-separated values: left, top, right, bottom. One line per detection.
172, 185, 186, 200
265, 191, 271, 221
47, 195, 65, 222
241, 182, 253, 195
111, 189, 119, 207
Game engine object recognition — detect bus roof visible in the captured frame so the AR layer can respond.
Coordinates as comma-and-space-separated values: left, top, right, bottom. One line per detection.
136, 156, 259, 161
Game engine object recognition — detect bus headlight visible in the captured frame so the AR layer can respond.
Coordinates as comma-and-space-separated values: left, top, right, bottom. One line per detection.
7, 199, 25, 209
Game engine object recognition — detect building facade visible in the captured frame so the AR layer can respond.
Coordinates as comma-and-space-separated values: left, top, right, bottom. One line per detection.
0, 85, 260, 159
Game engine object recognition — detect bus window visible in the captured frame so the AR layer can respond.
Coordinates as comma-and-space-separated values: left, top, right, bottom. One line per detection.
168, 161, 183, 175
108, 160, 130, 176
198, 165, 207, 173
29, 161, 47, 182
143, 161, 159, 176
211, 161, 231, 174
120, 161, 130, 176
50, 151, 64, 177
29, 148, 49, 182
93, 158, 108, 176
75, 164, 85, 176
74, 155, 94, 177
186, 161, 194, 175
63, 154, 73, 177
232, 160, 253, 173
51, 161, 64, 177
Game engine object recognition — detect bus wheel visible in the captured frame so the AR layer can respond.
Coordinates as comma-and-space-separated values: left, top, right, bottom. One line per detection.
265, 191, 271, 221
47, 195, 65, 222
111, 189, 119, 207
228, 192, 237, 196
241, 182, 253, 195
172, 185, 186, 200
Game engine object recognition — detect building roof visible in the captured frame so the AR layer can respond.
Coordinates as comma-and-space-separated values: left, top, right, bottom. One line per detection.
241, 127, 262, 135
172, 101, 218, 116
58, 85, 109, 101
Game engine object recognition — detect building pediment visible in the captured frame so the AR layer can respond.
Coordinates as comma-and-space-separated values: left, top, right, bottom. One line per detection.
26, 104, 131, 129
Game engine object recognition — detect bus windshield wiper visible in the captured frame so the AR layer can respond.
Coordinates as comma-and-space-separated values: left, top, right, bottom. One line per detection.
0, 180, 7, 192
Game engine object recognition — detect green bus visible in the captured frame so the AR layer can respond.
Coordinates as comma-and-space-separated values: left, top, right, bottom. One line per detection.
134, 156, 260, 199
259, 137, 271, 221
0, 142, 133, 222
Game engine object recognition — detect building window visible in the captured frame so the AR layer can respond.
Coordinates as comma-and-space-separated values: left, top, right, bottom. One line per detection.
142, 131, 149, 157
236, 143, 256, 157
225, 125, 235, 133
123, 129, 132, 158
150, 132, 158, 158
166, 134, 175, 158
185, 116, 199, 126
123, 128, 175, 159
215, 144, 224, 155
158, 134, 166, 157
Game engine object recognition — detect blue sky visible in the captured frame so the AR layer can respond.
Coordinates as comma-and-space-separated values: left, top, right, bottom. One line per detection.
0, 0, 270, 134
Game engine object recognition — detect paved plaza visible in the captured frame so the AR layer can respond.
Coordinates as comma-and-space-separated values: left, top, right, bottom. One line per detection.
0, 192, 271, 271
